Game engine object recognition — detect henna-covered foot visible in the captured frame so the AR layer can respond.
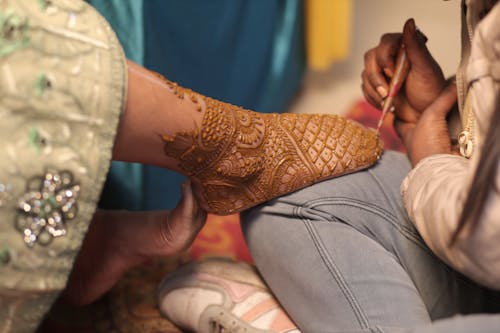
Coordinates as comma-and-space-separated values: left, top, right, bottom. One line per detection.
159, 78, 383, 215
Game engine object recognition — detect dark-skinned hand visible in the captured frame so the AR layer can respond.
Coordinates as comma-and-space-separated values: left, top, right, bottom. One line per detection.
362, 18, 447, 133
397, 82, 458, 166
60, 180, 206, 306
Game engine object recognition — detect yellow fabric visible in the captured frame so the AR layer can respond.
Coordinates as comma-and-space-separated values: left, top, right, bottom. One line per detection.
305, 0, 352, 70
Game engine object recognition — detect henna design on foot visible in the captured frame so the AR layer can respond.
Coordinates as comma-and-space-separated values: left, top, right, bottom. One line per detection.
159, 76, 384, 215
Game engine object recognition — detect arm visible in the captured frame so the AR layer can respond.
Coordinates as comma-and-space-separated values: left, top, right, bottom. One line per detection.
403, 4, 500, 288
362, 12, 500, 288
402, 153, 500, 289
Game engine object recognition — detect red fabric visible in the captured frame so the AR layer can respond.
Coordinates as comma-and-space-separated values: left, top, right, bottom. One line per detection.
347, 100, 405, 152
190, 213, 253, 262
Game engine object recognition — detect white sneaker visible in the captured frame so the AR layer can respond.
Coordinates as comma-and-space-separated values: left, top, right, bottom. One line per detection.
158, 257, 301, 333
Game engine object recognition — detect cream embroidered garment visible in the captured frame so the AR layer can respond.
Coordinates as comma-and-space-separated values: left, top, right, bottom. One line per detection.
0, 1, 127, 331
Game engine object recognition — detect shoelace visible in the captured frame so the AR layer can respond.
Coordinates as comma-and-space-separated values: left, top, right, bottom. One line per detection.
209, 320, 236, 333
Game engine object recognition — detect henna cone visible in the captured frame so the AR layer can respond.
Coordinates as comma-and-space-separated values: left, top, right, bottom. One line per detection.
160, 80, 383, 215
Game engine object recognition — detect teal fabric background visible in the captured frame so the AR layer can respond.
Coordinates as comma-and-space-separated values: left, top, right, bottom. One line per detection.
90, 0, 305, 209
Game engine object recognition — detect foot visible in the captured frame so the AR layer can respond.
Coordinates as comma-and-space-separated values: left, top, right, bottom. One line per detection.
162, 92, 383, 215
158, 257, 301, 333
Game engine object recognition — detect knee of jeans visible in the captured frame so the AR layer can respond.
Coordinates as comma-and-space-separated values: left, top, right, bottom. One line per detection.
241, 207, 267, 250
240, 206, 289, 260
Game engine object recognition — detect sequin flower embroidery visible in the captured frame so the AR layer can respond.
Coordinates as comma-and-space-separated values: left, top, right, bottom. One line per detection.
16, 169, 80, 247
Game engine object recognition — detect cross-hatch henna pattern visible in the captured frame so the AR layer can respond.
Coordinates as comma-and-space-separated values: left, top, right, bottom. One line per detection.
157, 74, 384, 215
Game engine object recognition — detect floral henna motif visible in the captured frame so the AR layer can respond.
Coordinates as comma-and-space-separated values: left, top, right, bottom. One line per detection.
152, 71, 203, 112
161, 79, 383, 215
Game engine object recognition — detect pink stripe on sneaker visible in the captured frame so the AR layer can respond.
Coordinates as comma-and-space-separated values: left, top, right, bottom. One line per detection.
194, 272, 257, 302
270, 310, 298, 333
240, 298, 279, 323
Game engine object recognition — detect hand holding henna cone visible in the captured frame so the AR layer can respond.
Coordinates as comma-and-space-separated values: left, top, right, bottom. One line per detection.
158, 76, 384, 215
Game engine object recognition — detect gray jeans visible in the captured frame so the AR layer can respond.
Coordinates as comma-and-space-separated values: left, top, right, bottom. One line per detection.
242, 151, 500, 333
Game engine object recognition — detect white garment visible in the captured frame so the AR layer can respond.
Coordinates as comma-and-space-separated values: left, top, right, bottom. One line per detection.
401, 0, 500, 289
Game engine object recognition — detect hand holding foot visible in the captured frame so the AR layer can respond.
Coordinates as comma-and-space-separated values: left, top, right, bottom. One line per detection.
61, 181, 206, 306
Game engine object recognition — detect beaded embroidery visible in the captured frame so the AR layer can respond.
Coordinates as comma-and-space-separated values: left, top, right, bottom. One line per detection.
0, 183, 10, 208
15, 169, 80, 247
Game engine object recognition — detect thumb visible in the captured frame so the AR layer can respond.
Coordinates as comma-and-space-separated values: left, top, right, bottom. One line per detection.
424, 81, 458, 118
402, 18, 433, 69
158, 180, 207, 252
170, 180, 207, 227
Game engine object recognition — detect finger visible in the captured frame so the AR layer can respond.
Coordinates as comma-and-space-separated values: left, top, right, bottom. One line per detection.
376, 33, 402, 78
361, 83, 381, 109
361, 71, 384, 108
424, 81, 458, 118
402, 19, 439, 72
363, 48, 389, 100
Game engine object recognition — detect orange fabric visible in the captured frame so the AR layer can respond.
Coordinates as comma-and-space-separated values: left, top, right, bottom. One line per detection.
189, 214, 252, 263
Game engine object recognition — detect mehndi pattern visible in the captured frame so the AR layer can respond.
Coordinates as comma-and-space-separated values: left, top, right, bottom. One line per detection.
161, 79, 383, 215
